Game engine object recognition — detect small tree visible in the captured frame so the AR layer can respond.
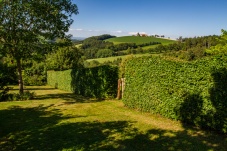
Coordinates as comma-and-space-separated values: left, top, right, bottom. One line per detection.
0, 0, 78, 94
206, 29, 227, 55
46, 46, 82, 71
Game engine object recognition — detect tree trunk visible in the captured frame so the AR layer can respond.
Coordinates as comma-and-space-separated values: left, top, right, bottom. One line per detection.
16, 59, 24, 95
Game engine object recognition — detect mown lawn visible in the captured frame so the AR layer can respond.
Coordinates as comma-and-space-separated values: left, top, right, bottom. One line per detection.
0, 86, 226, 151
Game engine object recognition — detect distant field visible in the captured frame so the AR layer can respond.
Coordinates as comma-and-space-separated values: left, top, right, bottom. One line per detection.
86, 53, 153, 63
142, 45, 157, 50
105, 36, 176, 45
75, 43, 82, 48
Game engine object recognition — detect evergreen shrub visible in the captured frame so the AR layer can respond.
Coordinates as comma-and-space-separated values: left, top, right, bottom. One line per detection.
123, 55, 227, 133
47, 65, 118, 98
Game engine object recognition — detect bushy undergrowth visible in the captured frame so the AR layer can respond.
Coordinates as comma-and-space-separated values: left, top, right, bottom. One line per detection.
0, 90, 35, 102
123, 55, 227, 133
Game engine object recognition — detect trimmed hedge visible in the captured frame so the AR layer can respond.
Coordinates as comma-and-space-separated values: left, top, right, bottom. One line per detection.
47, 65, 118, 98
123, 55, 227, 133
47, 69, 72, 91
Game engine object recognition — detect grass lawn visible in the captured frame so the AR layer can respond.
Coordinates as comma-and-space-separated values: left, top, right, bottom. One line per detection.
0, 86, 226, 151
86, 53, 153, 63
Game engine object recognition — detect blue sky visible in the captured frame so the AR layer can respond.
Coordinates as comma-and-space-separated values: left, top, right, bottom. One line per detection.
68, 0, 227, 39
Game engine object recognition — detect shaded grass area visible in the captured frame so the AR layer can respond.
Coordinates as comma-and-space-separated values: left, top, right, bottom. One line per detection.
0, 86, 226, 151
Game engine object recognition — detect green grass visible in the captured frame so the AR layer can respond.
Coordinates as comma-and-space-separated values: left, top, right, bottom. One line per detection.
75, 43, 82, 48
86, 53, 152, 63
105, 36, 176, 45
0, 86, 226, 151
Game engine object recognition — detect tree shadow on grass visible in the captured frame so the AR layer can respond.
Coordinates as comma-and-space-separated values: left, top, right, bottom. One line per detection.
0, 105, 226, 151
11, 87, 56, 91
34, 92, 105, 103
177, 67, 227, 134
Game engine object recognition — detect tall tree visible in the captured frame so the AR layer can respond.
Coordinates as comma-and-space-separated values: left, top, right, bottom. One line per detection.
0, 0, 78, 94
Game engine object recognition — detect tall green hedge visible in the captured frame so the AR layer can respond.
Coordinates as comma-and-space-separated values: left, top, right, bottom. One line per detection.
123, 55, 227, 133
47, 65, 118, 98
47, 69, 72, 91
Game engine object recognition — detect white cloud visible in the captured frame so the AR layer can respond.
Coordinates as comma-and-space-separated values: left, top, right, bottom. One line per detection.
128, 31, 148, 35
68, 28, 131, 37
128, 32, 138, 35
69, 28, 83, 31
111, 30, 123, 33
139, 32, 147, 34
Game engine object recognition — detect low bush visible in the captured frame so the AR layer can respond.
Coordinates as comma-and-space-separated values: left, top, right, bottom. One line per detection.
0, 90, 35, 102
9, 91, 35, 101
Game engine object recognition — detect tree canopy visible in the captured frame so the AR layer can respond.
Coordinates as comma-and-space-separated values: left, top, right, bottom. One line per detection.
0, 0, 78, 94
206, 29, 227, 54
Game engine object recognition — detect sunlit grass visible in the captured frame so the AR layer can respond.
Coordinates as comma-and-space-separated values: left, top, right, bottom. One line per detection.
0, 86, 226, 151
86, 53, 152, 63
105, 36, 175, 45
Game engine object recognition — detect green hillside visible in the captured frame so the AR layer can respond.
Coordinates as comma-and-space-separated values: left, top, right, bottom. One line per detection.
105, 36, 175, 45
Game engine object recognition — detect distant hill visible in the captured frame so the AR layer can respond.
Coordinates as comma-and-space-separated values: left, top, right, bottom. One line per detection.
71, 37, 86, 41
105, 36, 175, 45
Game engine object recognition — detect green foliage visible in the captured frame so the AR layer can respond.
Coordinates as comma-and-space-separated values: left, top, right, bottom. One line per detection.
46, 46, 83, 71
23, 61, 46, 86
206, 29, 227, 55
0, 62, 17, 101
84, 60, 101, 68
123, 55, 227, 133
0, 61, 17, 84
81, 35, 115, 50
95, 49, 114, 58
47, 65, 118, 98
105, 36, 175, 45
0, 0, 78, 94
0, 86, 9, 102
81, 35, 167, 59
154, 35, 218, 60
7, 91, 35, 101
71, 66, 118, 98
47, 69, 72, 91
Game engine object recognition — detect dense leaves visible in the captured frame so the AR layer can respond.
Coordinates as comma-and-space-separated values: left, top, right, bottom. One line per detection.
123, 55, 227, 133
206, 29, 227, 54
47, 65, 118, 98
150, 35, 218, 60
46, 46, 83, 71
0, 0, 78, 94
81, 34, 162, 59
0, 62, 10, 101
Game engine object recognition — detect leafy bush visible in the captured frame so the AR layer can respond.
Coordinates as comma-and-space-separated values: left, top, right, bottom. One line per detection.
0, 86, 10, 102
0, 90, 35, 102
8, 91, 35, 101
0, 62, 14, 101
46, 46, 83, 71
123, 55, 227, 133
95, 49, 114, 58
23, 61, 46, 86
